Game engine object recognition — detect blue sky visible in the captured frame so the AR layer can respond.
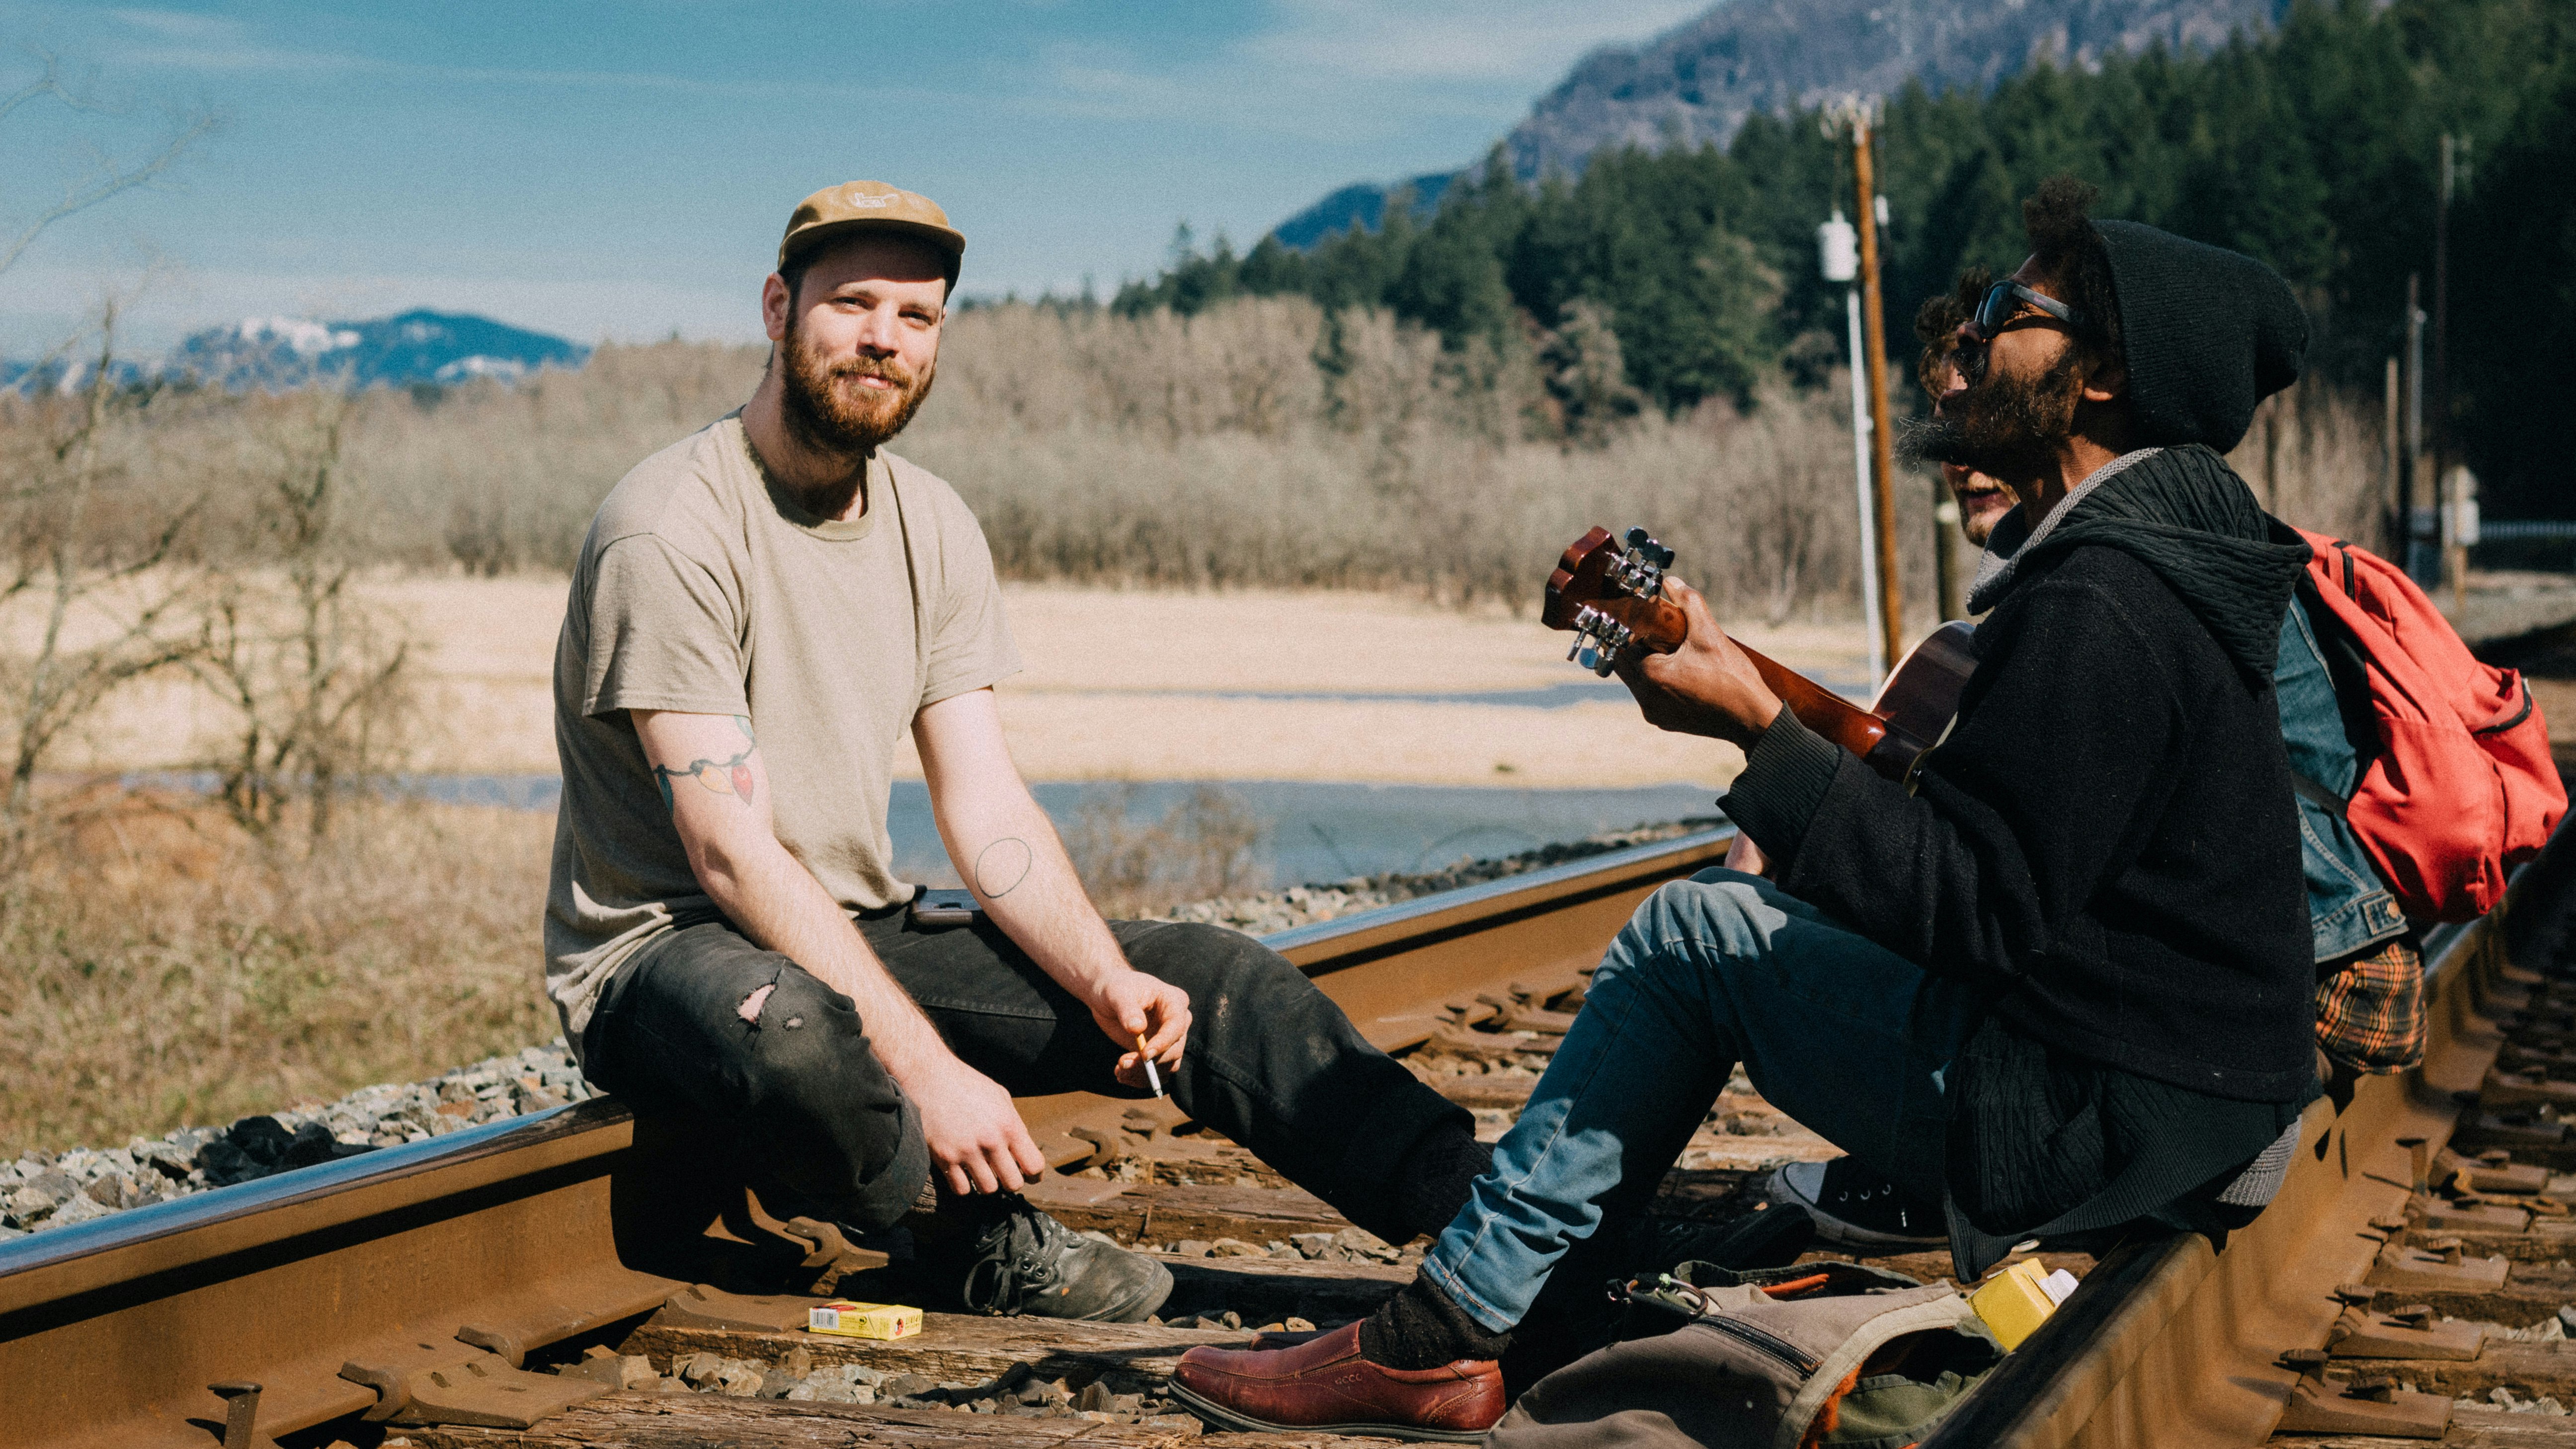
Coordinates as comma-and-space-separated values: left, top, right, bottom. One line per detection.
1, 1, 1708, 354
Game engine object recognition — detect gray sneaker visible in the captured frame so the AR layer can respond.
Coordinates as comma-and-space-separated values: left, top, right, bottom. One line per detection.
935, 1194, 1173, 1322
1768, 1159, 1945, 1249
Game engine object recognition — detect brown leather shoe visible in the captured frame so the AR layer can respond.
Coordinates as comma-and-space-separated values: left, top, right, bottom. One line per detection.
1168, 1319, 1503, 1443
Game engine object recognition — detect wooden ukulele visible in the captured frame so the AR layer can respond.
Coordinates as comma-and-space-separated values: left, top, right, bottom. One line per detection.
1543, 526, 1979, 784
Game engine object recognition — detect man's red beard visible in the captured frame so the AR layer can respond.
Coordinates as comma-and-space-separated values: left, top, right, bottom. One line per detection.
777, 318, 937, 456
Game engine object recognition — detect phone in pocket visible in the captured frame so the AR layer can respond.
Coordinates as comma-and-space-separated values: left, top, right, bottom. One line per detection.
909, 887, 982, 927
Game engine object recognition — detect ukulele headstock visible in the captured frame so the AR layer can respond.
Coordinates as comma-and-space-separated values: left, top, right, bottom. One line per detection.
1542, 526, 1680, 676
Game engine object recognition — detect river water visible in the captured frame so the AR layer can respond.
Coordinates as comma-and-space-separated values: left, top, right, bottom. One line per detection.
282, 774, 1722, 889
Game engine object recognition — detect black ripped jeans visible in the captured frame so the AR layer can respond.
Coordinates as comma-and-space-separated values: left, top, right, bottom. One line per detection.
580, 911, 1469, 1241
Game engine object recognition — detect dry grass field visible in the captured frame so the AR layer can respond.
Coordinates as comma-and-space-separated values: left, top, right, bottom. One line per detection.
0, 797, 555, 1155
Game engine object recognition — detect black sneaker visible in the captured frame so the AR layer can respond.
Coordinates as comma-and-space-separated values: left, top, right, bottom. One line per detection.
1768, 1159, 1946, 1248
927, 1193, 1173, 1322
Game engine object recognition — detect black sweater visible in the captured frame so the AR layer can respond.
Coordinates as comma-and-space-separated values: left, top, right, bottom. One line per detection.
1725, 473, 2314, 1102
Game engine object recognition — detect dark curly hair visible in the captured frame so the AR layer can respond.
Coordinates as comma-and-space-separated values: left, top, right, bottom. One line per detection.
2022, 175, 2123, 374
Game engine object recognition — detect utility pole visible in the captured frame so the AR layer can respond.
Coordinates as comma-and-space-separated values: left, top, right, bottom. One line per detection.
1850, 108, 1904, 675
2435, 134, 2472, 605
2383, 356, 2402, 557
2405, 272, 2426, 583
1818, 207, 1884, 686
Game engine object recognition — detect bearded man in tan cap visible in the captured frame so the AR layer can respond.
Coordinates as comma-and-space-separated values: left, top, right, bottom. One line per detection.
543, 181, 1491, 1321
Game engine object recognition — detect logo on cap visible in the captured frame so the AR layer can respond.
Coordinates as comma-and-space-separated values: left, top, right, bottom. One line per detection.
843, 186, 899, 209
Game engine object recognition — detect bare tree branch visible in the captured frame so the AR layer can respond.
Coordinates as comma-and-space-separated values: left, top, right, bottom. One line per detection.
0, 54, 219, 279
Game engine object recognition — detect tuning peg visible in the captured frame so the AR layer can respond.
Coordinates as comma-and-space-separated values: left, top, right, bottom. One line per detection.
1652, 542, 1676, 568
1625, 526, 1652, 550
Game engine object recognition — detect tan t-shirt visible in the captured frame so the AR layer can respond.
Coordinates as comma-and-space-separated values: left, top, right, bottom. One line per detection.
544, 413, 1020, 1052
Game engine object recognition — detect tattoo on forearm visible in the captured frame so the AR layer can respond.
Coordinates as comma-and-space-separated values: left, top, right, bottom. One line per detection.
653, 715, 758, 811
975, 837, 1033, 898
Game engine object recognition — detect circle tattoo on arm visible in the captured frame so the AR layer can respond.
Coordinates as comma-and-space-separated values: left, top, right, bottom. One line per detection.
975, 837, 1034, 899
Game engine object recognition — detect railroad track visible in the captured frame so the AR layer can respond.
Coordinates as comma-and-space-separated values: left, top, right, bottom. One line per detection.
7, 816, 2575, 1449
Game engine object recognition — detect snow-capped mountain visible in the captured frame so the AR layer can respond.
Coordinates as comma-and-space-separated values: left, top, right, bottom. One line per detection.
166, 310, 589, 390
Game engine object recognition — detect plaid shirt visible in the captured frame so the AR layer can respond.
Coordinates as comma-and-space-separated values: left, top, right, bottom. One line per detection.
2315, 936, 2424, 1075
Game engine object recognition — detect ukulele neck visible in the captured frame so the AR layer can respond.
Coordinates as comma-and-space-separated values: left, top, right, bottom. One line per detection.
1732, 639, 1893, 762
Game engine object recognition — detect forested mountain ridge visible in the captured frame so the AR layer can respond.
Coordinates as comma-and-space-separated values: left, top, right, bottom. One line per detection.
1276, 0, 2282, 247
1504, 0, 2281, 178
1133, 0, 2573, 518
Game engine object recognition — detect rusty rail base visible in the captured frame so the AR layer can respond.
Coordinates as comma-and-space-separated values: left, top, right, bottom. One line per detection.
0, 828, 1733, 1449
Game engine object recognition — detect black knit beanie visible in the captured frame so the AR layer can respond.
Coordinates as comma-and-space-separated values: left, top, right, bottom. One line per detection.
2093, 220, 2309, 454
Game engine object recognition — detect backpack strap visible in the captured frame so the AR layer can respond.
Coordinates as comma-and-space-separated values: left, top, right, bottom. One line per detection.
2475, 675, 2537, 737
2289, 768, 2352, 814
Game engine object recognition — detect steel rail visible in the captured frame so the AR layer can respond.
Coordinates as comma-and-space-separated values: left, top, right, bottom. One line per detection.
0, 827, 1735, 1449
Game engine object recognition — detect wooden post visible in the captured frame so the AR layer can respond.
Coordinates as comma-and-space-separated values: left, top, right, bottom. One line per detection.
2383, 356, 2401, 557
1932, 471, 1964, 620
1852, 116, 1904, 670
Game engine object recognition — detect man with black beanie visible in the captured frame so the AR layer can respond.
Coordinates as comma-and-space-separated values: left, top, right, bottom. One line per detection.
1165, 177, 2321, 1440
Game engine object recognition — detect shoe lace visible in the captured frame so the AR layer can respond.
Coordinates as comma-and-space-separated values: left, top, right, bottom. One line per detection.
957, 1206, 1065, 1316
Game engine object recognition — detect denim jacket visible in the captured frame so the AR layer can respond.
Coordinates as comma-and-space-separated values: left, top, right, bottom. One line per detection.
2276, 595, 2408, 961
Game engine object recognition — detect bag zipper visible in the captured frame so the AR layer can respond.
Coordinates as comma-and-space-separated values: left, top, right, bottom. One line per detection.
1701, 1314, 1822, 1375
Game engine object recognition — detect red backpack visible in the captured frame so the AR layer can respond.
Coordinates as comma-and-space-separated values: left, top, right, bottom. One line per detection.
2294, 527, 2566, 921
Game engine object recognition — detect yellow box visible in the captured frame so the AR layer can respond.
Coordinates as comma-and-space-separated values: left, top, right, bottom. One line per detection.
1967, 1259, 2058, 1351
805, 1300, 923, 1340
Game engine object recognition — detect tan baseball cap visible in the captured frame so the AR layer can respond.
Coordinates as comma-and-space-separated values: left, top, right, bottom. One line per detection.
778, 180, 966, 286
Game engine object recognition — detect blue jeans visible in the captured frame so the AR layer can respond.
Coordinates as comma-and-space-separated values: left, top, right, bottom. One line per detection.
1420, 869, 1986, 1332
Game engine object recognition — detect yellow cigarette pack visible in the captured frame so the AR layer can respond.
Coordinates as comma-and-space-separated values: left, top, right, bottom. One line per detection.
805, 1300, 922, 1340
1967, 1258, 2079, 1351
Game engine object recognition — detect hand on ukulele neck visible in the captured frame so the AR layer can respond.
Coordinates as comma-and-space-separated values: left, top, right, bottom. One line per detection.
1610, 575, 1787, 750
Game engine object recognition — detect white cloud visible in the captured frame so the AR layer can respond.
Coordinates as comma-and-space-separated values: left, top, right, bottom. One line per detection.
1245, 0, 1713, 84
1011, 1, 1709, 145
105, 7, 247, 42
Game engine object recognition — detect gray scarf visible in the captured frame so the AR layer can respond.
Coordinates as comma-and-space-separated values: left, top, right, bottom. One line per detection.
1965, 448, 2163, 613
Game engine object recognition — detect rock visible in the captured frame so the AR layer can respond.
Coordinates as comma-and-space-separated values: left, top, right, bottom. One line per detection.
1208, 1238, 1263, 1257
133, 1139, 194, 1179
1076, 1382, 1114, 1413
82, 1175, 131, 1209
557, 1353, 629, 1389
227, 1116, 296, 1166
883, 1372, 939, 1399
715, 1360, 764, 1397
1284, 1317, 1316, 1332
757, 1368, 802, 1399
1172, 1239, 1213, 1257
6, 1171, 77, 1223
40, 1192, 109, 1229
194, 1139, 266, 1188
678, 1352, 728, 1386
1291, 1232, 1338, 1259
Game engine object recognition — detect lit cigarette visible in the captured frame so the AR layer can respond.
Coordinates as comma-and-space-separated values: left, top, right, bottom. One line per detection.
1136, 1033, 1164, 1098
